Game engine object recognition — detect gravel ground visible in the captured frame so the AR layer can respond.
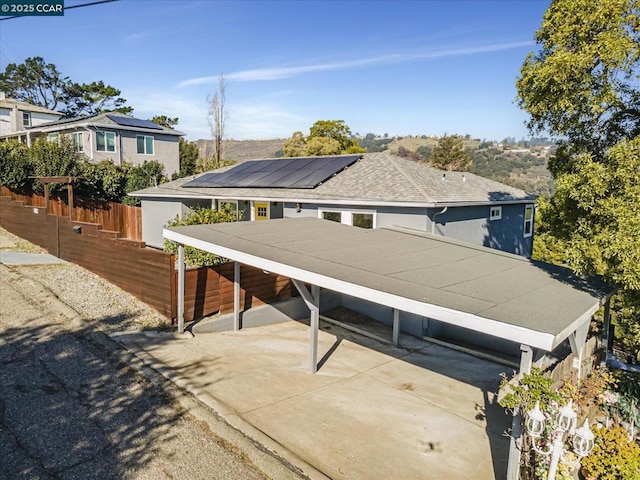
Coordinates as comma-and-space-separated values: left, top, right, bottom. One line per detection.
0, 227, 168, 332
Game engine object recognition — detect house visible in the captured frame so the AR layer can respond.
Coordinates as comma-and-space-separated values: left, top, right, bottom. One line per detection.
132, 152, 537, 256
0, 94, 62, 139
0, 98, 184, 175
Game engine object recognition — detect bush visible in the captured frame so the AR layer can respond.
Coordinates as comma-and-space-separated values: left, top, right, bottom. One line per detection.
0, 141, 31, 189
581, 425, 640, 480
163, 207, 237, 266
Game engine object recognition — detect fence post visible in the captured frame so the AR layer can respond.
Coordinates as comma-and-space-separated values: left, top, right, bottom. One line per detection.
177, 244, 185, 333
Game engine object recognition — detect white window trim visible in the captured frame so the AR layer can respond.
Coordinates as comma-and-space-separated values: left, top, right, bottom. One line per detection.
489, 206, 502, 221
136, 134, 154, 155
318, 207, 377, 229
96, 130, 116, 153
250, 200, 270, 221
47, 132, 59, 142
71, 132, 83, 152
23, 112, 31, 128
524, 204, 534, 238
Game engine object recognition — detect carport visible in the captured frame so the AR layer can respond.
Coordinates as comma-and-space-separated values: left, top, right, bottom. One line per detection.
164, 217, 611, 479
164, 217, 610, 373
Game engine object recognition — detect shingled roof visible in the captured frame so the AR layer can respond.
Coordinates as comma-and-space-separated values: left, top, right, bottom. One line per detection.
132, 152, 536, 206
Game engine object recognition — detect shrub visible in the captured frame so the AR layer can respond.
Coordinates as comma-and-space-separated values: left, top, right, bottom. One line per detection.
163, 207, 237, 266
581, 425, 640, 480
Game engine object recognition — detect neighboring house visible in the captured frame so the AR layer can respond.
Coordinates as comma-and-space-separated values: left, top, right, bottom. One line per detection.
0, 98, 184, 175
0, 94, 62, 138
132, 152, 537, 256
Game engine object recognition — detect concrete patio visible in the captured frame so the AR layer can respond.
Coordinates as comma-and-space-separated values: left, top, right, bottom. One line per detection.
112, 318, 512, 480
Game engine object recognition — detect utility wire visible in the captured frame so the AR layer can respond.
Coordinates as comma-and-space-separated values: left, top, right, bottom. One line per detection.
0, 0, 119, 21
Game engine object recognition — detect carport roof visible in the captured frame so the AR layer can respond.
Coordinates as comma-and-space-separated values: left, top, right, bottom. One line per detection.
164, 217, 611, 352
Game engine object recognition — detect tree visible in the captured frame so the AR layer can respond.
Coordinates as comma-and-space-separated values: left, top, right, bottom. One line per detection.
282, 120, 365, 157
517, 0, 640, 173
429, 134, 472, 171
176, 138, 199, 178
150, 115, 179, 129
0, 57, 67, 110
207, 75, 227, 169
519, 0, 640, 358
0, 141, 31, 189
28, 137, 82, 194
282, 131, 307, 157
0, 56, 132, 118
61, 81, 132, 117
123, 161, 167, 206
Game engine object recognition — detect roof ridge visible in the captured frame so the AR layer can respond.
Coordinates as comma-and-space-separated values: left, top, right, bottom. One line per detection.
384, 153, 432, 201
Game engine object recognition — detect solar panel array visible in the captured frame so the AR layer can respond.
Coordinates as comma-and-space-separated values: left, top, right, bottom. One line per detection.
106, 114, 163, 130
182, 155, 362, 189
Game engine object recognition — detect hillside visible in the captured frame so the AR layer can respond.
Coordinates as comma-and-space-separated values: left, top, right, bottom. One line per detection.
196, 138, 286, 162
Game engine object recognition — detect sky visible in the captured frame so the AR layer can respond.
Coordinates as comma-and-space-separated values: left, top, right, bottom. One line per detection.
0, 0, 551, 142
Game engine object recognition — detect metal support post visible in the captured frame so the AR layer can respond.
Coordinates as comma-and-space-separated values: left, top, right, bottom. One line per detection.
233, 261, 241, 330
392, 308, 400, 347
506, 344, 533, 480
177, 244, 185, 334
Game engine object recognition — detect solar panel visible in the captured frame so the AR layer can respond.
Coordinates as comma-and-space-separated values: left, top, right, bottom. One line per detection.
183, 155, 361, 189
106, 114, 163, 130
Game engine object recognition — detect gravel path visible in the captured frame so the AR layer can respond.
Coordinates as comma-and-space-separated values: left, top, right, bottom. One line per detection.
0, 227, 168, 332
0, 227, 278, 480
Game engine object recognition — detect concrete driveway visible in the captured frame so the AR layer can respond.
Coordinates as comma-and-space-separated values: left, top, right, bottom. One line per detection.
113, 318, 512, 480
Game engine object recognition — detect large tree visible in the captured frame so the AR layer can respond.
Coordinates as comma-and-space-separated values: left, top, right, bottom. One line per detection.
0, 56, 132, 118
518, 0, 640, 358
517, 0, 640, 174
282, 120, 365, 157
429, 134, 472, 171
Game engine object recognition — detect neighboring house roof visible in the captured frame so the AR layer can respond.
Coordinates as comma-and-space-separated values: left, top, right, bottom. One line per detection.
28, 112, 184, 136
132, 153, 536, 207
0, 97, 61, 115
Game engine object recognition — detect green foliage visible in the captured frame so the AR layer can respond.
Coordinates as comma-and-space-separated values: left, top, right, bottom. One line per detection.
499, 367, 562, 413
62, 80, 132, 117
0, 56, 132, 118
77, 160, 128, 203
163, 207, 236, 266
27, 137, 82, 194
516, 0, 640, 167
0, 56, 67, 110
122, 161, 167, 206
0, 141, 31, 189
174, 138, 199, 179
581, 425, 640, 480
545, 138, 640, 289
430, 134, 472, 171
150, 115, 179, 129
282, 120, 366, 157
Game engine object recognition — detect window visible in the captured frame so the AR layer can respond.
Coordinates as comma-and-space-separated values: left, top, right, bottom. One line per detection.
47, 133, 59, 143
524, 204, 534, 237
490, 206, 502, 221
318, 209, 376, 229
71, 132, 83, 152
136, 135, 154, 155
352, 213, 374, 229
23, 112, 31, 128
217, 200, 239, 220
322, 211, 341, 223
96, 131, 116, 152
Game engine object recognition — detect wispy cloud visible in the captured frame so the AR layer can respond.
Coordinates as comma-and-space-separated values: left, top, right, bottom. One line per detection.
178, 41, 532, 87
123, 31, 150, 46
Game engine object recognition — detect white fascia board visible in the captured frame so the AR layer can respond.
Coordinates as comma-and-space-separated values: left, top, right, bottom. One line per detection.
163, 228, 556, 350
550, 301, 601, 351
32, 122, 91, 133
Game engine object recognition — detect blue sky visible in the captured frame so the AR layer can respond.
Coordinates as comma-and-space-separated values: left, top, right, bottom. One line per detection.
0, 0, 551, 141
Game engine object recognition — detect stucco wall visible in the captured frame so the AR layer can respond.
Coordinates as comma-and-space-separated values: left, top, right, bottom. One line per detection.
141, 198, 211, 248
120, 130, 180, 174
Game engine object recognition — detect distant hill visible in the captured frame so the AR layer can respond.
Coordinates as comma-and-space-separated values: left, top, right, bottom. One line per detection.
196, 138, 286, 162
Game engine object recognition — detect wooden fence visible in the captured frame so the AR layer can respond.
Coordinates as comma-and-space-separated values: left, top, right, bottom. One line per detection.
0, 186, 142, 240
0, 194, 295, 324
